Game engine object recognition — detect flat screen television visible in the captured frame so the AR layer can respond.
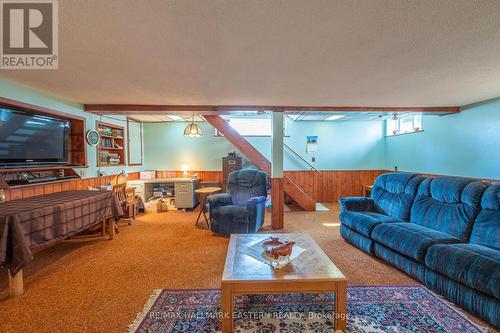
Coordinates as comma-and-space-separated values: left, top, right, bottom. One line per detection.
0, 107, 70, 167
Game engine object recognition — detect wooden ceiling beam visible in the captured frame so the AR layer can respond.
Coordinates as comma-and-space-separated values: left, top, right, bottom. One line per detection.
84, 104, 460, 115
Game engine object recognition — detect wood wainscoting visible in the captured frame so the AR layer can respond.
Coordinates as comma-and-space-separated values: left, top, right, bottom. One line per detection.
158, 169, 386, 203
2, 172, 140, 202
2, 170, 386, 203
283, 170, 387, 202
156, 170, 223, 182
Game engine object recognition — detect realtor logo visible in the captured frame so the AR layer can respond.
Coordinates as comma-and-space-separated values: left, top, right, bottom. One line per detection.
0, 0, 58, 69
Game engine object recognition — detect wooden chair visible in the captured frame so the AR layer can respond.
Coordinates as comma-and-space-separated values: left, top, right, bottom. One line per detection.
112, 183, 135, 225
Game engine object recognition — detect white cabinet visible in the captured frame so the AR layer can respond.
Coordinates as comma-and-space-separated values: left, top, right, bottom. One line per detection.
127, 178, 199, 210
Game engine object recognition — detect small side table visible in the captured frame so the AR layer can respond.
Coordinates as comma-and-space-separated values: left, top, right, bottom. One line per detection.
362, 185, 373, 197
195, 187, 221, 228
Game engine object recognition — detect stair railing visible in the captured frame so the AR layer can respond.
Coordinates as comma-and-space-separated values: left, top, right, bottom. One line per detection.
283, 143, 321, 173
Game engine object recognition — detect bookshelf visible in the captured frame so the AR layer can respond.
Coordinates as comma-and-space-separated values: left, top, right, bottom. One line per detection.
96, 121, 126, 167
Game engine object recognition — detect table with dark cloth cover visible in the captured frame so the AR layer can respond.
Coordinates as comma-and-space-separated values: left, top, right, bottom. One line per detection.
0, 190, 123, 276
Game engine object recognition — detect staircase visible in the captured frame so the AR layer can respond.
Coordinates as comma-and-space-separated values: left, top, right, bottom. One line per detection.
203, 115, 316, 211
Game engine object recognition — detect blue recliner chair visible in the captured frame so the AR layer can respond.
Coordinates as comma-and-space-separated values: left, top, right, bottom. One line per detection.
208, 169, 268, 236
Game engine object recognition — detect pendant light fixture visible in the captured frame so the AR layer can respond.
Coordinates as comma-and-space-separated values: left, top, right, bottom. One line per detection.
183, 113, 203, 137
392, 113, 399, 135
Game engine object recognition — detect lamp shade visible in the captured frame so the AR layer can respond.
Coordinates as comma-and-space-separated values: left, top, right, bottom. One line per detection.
183, 123, 203, 137
181, 164, 189, 172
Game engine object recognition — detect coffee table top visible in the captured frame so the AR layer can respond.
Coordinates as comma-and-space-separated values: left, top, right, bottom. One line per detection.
222, 233, 347, 282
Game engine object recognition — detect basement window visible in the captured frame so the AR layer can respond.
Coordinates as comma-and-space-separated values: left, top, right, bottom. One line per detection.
216, 118, 287, 137
386, 115, 423, 136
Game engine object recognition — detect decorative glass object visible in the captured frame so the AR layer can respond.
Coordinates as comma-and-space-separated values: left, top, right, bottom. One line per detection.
241, 237, 306, 269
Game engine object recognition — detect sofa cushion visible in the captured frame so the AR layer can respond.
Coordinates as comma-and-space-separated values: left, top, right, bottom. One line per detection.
339, 224, 374, 254
425, 270, 500, 328
410, 177, 488, 241
339, 210, 404, 237
470, 184, 500, 250
371, 172, 426, 221
372, 223, 461, 262
425, 243, 500, 299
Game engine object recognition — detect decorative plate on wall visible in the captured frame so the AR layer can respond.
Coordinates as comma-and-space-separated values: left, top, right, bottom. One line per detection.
86, 129, 101, 146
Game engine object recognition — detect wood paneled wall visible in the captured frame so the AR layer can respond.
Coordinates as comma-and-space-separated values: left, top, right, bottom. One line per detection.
4, 169, 496, 204
156, 170, 223, 182
3, 172, 140, 202
157, 169, 385, 202
284, 170, 387, 202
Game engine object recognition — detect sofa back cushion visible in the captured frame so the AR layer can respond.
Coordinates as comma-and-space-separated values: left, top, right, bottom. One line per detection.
371, 172, 426, 221
411, 177, 488, 241
470, 184, 500, 250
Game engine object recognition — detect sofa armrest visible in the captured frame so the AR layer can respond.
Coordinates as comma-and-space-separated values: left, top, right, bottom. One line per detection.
208, 193, 233, 209
338, 197, 374, 212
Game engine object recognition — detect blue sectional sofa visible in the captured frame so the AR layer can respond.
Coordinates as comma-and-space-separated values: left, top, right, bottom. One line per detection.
339, 173, 500, 327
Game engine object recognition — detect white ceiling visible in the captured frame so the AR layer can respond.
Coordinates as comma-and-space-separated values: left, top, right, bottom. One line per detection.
1, 0, 500, 107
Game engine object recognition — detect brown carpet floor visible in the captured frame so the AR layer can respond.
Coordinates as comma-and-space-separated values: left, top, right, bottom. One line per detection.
0, 203, 493, 332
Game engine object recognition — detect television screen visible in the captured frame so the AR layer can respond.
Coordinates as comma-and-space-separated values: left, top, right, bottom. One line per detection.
0, 107, 70, 166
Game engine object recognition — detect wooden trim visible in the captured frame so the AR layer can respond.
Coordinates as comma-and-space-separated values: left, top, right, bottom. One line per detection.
126, 117, 143, 166
84, 104, 459, 115
1, 172, 140, 201
0, 96, 85, 121
0, 96, 88, 167
96, 120, 126, 167
271, 178, 284, 229
0, 165, 81, 173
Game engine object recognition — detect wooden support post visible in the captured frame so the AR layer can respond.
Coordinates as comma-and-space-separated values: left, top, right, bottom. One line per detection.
271, 178, 284, 229
108, 218, 115, 240
8, 269, 23, 297
271, 111, 285, 229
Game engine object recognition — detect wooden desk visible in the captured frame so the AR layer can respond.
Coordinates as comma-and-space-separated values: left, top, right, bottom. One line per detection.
221, 234, 347, 332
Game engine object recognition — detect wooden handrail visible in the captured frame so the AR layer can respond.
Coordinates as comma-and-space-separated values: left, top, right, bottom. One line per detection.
284, 143, 320, 173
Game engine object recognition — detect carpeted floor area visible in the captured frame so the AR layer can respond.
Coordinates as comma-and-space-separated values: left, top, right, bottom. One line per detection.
0, 203, 491, 332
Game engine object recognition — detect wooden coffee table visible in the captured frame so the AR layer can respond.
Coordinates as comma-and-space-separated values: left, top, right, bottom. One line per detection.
221, 233, 347, 332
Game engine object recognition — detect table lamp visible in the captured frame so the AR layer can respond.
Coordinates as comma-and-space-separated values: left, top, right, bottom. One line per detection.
181, 164, 189, 178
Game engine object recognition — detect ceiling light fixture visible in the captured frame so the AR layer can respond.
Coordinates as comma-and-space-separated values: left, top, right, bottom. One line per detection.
183, 113, 203, 137
325, 115, 344, 121
168, 115, 183, 121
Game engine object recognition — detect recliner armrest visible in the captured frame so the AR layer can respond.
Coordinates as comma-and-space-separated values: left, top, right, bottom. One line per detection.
338, 197, 374, 212
208, 193, 233, 208
246, 196, 267, 209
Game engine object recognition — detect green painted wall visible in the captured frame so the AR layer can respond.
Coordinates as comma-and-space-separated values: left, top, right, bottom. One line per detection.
385, 98, 500, 179
143, 118, 387, 171
3, 78, 498, 179
0, 79, 144, 178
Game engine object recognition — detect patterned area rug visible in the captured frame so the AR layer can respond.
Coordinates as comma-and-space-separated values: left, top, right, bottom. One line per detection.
128, 285, 487, 333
